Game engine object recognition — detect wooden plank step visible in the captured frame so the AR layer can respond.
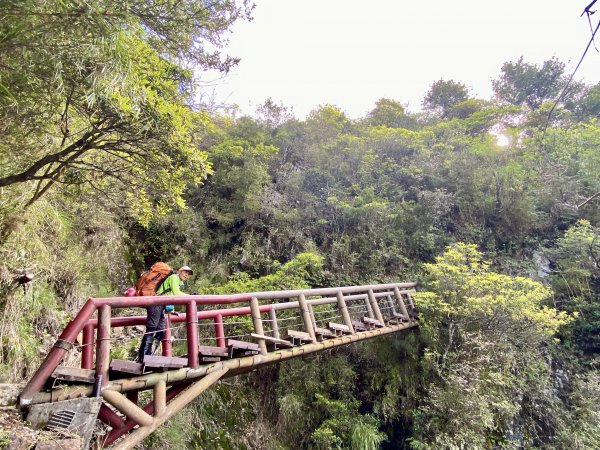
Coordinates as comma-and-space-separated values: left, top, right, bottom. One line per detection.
199, 356, 222, 363
386, 318, 403, 325
110, 360, 144, 375
328, 322, 352, 334
198, 345, 229, 357
286, 329, 312, 341
286, 329, 314, 345
363, 317, 384, 328
351, 320, 367, 332
314, 327, 335, 337
51, 366, 96, 383
227, 339, 261, 352
251, 333, 294, 347
143, 355, 188, 369
392, 312, 408, 321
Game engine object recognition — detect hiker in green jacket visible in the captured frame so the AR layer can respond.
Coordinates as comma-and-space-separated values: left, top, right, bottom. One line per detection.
137, 266, 194, 361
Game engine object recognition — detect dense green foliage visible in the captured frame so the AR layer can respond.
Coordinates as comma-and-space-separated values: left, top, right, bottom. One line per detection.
1, 3, 600, 447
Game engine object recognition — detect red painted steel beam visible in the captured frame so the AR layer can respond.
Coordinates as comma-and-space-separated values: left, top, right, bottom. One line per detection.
96, 305, 111, 386
162, 315, 172, 357
82, 324, 94, 369
98, 403, 126, 430
186, 301, 199, 368
214, 314, 225, 348
85, 304, 274, 329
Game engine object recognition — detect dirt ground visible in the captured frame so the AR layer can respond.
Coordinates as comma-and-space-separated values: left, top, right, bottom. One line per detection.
0, 407, 81, 449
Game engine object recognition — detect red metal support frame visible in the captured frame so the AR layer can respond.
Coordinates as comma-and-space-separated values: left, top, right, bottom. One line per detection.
215, 314, 225, 348
82, 323, 95, 369
186, 301, 198, 368
96, 305, 111, 386
98, 403, 126, 430
162, 314, 172, 357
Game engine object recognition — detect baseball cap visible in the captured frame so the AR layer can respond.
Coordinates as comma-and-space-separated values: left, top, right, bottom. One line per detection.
179, 266, 194, 275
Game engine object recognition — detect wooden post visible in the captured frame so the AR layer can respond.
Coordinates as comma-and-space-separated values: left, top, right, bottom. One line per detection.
111, 369, 229, 450
406, 291, 416, 309
96, 305, 111, 386
250, 297, 268, 355
336, 291, 355, 333
269, 308, 280, 339
102, 390, 153, 427
364, 294, 374, 319
186, 301, 199, 368
298, 293, 317, 342
154, 380, 166, 417
308, 304, 317, 329
368, 289, 385, 324
393, 287, 410, 319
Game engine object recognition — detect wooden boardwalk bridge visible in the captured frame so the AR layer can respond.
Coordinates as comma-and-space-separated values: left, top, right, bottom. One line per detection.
19, 282, 418, 449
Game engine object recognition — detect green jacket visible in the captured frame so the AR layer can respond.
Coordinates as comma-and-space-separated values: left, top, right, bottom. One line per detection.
157, 273, 185, 296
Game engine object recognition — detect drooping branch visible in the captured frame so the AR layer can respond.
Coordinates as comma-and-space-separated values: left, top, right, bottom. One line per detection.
0, 128, 102, 188
577, 191, 600, 208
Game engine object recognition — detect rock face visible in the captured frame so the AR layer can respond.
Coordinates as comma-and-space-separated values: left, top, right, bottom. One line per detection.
0, 383, 25, 407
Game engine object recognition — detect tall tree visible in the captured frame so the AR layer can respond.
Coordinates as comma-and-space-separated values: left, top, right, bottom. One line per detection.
366, 98, 416, 129
422, 79, 470, 118
492, 57, 572, 109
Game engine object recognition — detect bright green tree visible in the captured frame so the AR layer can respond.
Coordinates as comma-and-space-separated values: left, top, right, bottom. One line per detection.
411, 243, 573, 449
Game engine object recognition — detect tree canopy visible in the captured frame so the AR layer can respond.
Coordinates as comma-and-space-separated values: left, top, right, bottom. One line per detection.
0, 0, 252, 221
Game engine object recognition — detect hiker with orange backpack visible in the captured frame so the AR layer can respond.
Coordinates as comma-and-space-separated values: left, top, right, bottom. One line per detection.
135, 263, 194, 362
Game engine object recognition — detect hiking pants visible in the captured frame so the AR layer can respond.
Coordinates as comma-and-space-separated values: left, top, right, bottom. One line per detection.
137, 305, 165, 360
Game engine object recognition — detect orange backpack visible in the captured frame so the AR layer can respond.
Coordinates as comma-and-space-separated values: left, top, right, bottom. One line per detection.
134, 262, 174, 296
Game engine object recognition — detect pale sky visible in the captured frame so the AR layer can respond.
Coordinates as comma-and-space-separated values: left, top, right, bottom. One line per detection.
205, 0, 600, 119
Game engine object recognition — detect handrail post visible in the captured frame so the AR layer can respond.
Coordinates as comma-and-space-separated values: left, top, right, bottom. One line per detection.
308, 304, 317, 329
336, 291, 355, 333
364, 294, 374, 319
298, 293, 317, 342
368, 289, 386, 324
406, 291, 416, 310
186, 301, 199, 368
162, 314, 172, 357
269, 309, 280, 339
96, 304, 111, 386
386, 294, 399, 317
82, 324, 94, 369
250, 297, 268, 355
393, 287, 410, 319
215, 314, 226, 347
